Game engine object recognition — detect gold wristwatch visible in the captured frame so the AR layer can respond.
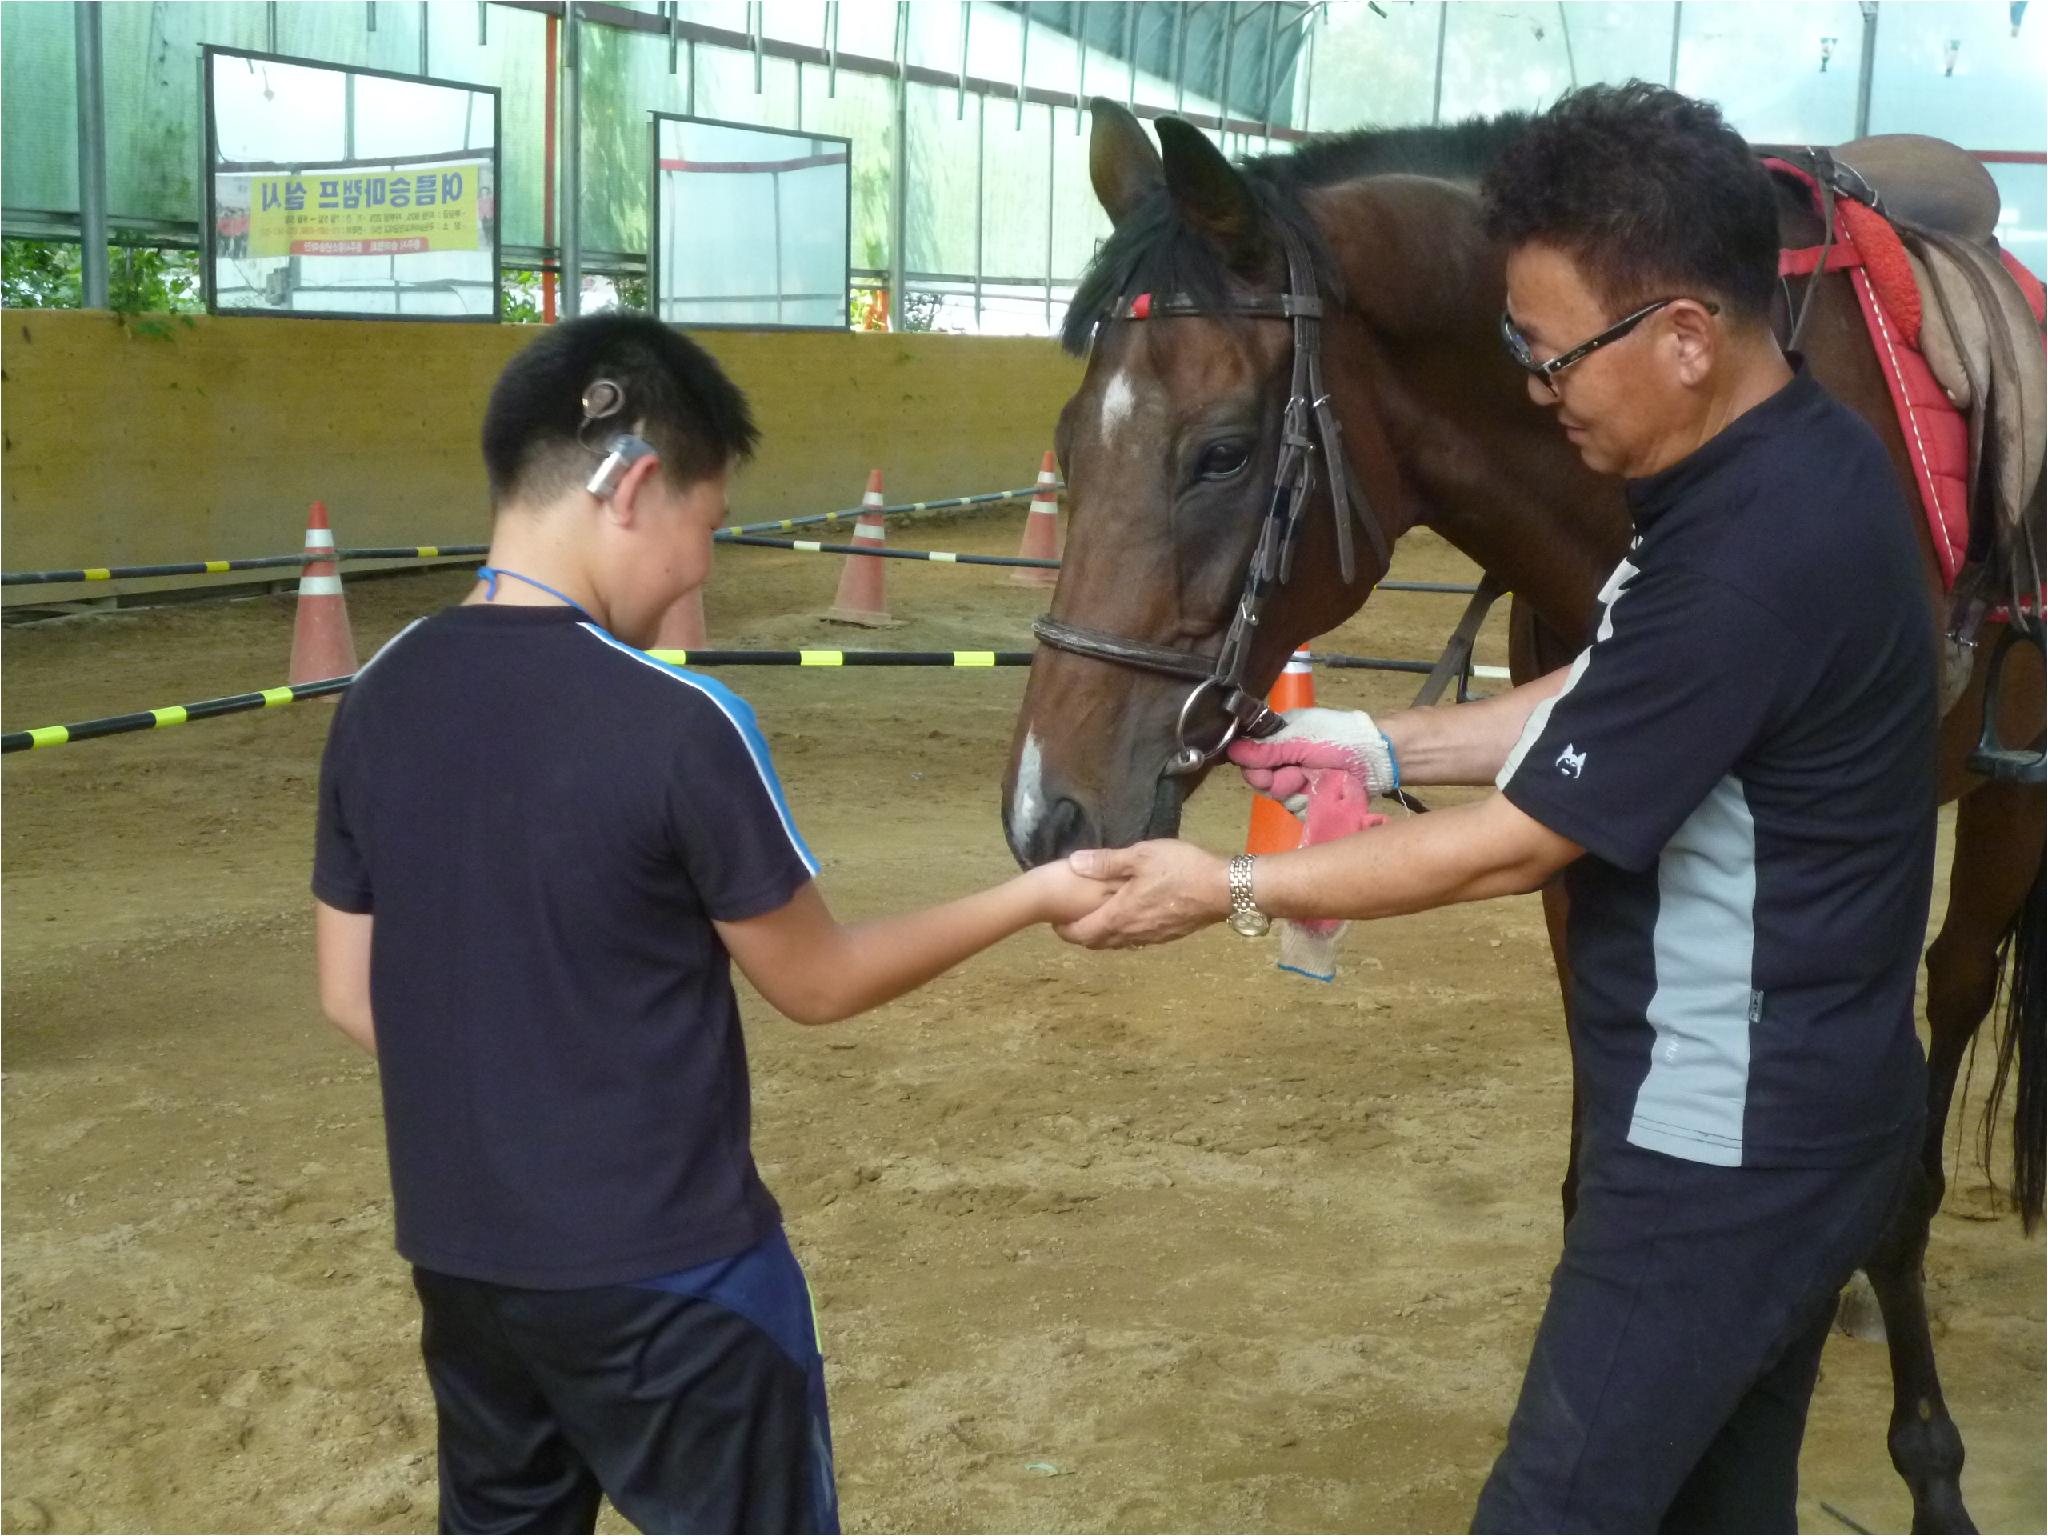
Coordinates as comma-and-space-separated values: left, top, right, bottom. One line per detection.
1227, 854, 1270, 938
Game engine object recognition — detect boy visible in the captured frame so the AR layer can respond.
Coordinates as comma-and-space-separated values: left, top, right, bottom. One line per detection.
312, 314, 1109, 1533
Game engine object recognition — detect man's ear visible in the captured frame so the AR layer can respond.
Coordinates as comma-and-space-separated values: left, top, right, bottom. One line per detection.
1669, 299, 1719, 386
603, 450, 666, 526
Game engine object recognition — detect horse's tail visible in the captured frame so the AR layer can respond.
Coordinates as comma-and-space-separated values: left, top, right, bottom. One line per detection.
1980, 859, 2045, 1232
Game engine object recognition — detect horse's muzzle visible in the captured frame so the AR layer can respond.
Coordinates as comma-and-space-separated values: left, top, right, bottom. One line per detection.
1008, 795, 1092, 868
1005, 775, 1188, 867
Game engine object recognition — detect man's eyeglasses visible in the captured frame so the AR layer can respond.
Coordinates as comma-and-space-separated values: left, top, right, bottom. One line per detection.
1499, 297, 1719, 396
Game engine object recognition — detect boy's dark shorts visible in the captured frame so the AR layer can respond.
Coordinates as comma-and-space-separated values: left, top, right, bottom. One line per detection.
1473, 1122, 1918, 1533
414, 1226, 837, 1535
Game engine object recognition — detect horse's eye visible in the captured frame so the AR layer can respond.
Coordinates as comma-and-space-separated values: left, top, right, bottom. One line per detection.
1197, 441, 1250, 480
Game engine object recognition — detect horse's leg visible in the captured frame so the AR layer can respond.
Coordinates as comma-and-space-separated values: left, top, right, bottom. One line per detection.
1859, 781, 2043, 1534
1862, 1160, 1974, 1534
1511, 595, 1582, 1229
1926, 615, 2047, 1185
1922, 779, 2045, 1199
1539, 880, 1580, 1228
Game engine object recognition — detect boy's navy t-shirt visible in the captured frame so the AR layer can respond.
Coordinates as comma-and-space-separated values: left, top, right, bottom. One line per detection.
313, 604, 818, 1289
1498, 367, 1936, 1169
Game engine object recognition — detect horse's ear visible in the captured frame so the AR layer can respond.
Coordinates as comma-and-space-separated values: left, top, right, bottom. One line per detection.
1089, 97, 1162, 227
1155, 117, 1261, 268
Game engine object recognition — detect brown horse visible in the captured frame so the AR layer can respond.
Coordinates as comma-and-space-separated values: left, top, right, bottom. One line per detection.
1004, 99, 2044, 1533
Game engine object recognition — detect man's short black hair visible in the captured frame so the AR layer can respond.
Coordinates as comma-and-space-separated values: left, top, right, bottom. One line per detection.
1481, 82, 1780, 324
482, 313, 761, 509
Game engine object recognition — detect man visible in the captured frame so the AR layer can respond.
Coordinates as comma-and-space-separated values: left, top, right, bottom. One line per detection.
312, 314, 1109, 1532
1059, 83, 1935, 1531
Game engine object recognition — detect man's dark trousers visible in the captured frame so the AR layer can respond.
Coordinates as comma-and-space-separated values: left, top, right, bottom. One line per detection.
1473, 1122, 1918, 1532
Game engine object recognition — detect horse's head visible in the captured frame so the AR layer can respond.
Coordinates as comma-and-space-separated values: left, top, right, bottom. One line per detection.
1003, 101, 1401, 867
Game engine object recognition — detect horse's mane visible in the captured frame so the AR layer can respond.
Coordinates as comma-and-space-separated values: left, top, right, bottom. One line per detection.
1060, 113, 1532, 356
1244, 114, 1533, 191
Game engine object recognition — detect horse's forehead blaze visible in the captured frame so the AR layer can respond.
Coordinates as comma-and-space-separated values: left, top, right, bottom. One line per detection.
1077, 327, 1159, 450
1099, 368, 1141, 449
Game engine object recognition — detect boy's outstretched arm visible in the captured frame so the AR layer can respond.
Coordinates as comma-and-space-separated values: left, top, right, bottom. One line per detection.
716, 863, 1111, 1026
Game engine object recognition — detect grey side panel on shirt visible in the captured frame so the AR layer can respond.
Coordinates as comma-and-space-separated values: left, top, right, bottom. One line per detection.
1629, 773, 1758, 1166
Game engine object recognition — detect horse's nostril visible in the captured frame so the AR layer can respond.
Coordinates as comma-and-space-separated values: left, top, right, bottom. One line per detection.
1017, 797, 1093, 867
1046, 797, 1088, 855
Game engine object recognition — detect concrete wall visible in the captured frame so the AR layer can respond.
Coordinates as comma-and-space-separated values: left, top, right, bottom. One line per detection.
1, 311, 1082, 606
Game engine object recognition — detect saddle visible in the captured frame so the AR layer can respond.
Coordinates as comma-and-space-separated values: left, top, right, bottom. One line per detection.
1832, 133, 2001, 243
1779, 137, 2046, 639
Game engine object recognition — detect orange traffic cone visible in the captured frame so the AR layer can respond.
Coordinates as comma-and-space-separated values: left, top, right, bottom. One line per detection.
825, 469, 895, 626
288, 501, 358, 685
650, 587, 707, 651
1246, 649, 1315, 855
1010, 450, 1062, 587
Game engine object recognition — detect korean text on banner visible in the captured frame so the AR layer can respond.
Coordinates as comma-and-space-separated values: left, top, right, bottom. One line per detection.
246, 164, 487, 258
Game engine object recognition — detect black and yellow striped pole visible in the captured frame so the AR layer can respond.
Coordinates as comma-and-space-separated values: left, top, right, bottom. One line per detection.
721, 485, 1046, 537
1, 676, 353, 753
645, 650, 1031, 668
717, 535, 1059, 569
0, 547, 488, 586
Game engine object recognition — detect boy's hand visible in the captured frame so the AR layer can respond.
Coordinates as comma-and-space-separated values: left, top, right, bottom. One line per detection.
1024, 859, 1123, 925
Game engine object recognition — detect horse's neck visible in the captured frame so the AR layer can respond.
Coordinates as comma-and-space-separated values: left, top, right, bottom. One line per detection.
1314, 178, 1630, 641
1383, 369, 1627, 640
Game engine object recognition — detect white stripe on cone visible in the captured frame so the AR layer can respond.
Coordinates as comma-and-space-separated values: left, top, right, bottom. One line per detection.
827, 493, 892, 623
289, 503, 358, 685
1011, 456, 1061, 587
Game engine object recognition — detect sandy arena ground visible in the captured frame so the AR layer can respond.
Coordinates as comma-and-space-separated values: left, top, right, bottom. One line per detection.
4, 507, 2042, 1533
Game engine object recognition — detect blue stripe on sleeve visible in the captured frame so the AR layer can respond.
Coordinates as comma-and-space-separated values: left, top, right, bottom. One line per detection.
578, 623, 821, 877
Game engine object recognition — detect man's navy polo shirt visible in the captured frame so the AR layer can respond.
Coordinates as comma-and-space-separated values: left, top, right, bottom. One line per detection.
314, 605, 818, 1287
1499, 367, 1936, 1168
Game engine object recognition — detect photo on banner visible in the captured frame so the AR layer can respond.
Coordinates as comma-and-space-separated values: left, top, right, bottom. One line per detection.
202, 46, 501, 321
650, 113, 851, 331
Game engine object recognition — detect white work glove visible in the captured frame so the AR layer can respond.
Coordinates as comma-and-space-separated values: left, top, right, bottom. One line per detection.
1226, 706, 1400, 816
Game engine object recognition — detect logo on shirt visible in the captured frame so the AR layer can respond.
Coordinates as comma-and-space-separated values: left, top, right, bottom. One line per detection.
1555, 744, 1588, 779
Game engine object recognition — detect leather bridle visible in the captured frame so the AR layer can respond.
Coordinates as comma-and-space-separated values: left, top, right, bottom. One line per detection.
1031, 220, 1390, 776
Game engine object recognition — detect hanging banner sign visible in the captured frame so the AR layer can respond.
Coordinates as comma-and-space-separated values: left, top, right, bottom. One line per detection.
245, 163, 486, 257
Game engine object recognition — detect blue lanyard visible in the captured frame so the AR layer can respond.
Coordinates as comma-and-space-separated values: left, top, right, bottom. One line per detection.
476, 565, 590, 618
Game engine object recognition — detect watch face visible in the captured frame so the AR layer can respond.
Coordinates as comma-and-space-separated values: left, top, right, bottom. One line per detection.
1229, 910, 1271, 939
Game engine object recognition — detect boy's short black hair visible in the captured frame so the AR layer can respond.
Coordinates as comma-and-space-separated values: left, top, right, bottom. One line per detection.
1480, 82, 1780, 324
482, 313, 761, 509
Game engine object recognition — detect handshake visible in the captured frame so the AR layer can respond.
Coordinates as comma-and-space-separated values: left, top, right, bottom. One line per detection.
1029, 707, 1398, 948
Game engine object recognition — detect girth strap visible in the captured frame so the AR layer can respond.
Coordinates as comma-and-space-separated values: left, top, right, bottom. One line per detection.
1409, 575, 1506, 709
